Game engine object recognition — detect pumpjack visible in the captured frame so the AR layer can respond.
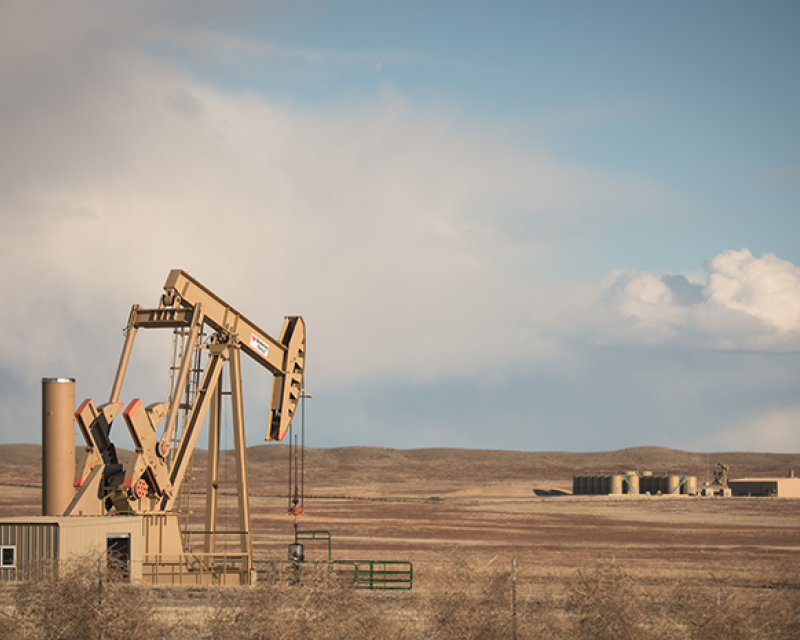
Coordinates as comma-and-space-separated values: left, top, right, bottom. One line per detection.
66, 270, 305, 583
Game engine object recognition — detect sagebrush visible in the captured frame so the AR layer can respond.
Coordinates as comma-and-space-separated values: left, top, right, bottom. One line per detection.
1, 555, 798, 639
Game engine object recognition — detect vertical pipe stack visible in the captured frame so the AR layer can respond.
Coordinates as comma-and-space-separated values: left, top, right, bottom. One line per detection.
42, 377, 75, 516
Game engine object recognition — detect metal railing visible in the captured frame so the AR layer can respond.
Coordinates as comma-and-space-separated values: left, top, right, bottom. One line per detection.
143, 552, 251, 585
296, 530, 332, 563
334, 560, 413, 590
252, 558, 413, 590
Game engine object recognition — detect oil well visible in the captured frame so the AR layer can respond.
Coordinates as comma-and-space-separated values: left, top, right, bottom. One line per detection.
1, 270, 306, 585
1, 270, 411, 588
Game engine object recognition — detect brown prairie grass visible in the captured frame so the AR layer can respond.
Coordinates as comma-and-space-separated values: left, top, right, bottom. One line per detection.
1, 554, 799, 639
2, 554, 182, 640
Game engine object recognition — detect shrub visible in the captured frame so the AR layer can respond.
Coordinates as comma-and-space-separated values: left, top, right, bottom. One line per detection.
7, 554, 179, 640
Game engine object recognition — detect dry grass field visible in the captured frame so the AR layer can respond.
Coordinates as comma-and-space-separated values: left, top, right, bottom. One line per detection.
2, 444, 799, 638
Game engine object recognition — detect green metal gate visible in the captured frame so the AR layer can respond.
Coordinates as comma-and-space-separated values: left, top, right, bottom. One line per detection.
334, 560, 413, 590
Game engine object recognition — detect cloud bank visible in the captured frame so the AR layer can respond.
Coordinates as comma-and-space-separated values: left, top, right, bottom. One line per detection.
560, 248, 800, 352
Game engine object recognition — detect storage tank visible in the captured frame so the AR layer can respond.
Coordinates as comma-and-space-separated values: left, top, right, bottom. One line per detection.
650, 475, 660, 494
640, 471, 652, 493
610, 475, 623, 495
625, 473, 639, 495
42, 377, 76, 516
683, 476, 697, 495
667, 475, 681, 495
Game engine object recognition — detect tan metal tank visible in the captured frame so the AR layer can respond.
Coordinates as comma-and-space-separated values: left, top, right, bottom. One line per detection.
610, 475, 623, 495
626, 473, 639, 495
42, 378, 76, 516
683, 476, 697, 495
667, 475, 681, 494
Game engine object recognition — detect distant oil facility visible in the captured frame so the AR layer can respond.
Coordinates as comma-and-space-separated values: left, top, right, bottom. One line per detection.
573, 469, 800, 497
572, 472, 697, 495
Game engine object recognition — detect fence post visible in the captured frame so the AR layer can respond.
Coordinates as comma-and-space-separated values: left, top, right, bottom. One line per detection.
512, 558, 517, 640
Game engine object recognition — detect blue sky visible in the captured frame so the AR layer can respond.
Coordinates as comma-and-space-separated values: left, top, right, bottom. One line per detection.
0, 1, 798, 453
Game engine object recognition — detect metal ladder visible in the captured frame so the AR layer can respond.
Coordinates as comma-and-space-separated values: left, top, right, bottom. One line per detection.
169, 326, 206, 546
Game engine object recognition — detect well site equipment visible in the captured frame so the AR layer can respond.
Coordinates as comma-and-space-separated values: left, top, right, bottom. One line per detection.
3, 270, 306, 585
573, 472, 698, 496
42, 378, 76, 517
5, 270, 413, 590
729, 478, 800, 497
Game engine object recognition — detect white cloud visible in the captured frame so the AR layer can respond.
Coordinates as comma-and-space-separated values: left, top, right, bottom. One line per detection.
703, 248, 800, 333
557, 249, 800, 352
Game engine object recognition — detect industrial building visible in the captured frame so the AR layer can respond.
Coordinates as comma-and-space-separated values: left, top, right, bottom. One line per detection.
0, 516, 144, 582
729, 478, 800, 497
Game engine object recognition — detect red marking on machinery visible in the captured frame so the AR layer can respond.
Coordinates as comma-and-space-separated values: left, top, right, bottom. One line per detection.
73, 476, 84, 487
123, 399, 144, 448
74, 398, 91, 418
123, 398, 143, 420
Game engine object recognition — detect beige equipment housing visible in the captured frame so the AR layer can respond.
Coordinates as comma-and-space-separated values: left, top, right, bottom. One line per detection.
66, 270, 305, 583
